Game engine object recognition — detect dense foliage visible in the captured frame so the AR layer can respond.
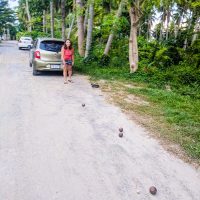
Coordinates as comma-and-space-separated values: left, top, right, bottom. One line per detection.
0, 0, 17, 39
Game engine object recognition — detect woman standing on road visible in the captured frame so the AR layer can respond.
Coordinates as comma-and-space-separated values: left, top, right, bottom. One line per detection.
61, 39, 74, 84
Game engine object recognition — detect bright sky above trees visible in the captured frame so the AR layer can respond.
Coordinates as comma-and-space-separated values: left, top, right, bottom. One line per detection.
8, 0, 18, 8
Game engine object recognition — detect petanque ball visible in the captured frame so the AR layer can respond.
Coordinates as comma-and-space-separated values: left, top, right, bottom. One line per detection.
91, 83, 100, 88
149, 186, 157, 195
119, 127, 123, 132
119, 132, 123, 138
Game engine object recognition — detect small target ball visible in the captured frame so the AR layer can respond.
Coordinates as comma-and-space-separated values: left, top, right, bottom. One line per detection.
119, 128, 123, 132
119, 132, 123, 138
82, 104, 85, 107
149, 186, 157, 195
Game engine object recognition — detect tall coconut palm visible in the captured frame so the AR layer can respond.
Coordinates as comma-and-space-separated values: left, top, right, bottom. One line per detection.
129, 0, 146, 73
129, 5, 139, 73
165, 7, 171, 40
61, 0, 66, 40
67, 13, 75, 39
191, 18, 200, 45
85, 0, 94, 58
104, 0, 125, 56
25, 0, 32, 32
83, 5, 88, 34
76, 0, 85, 56
42, 0, 49, 33
174, 8, 184, 39
50, 0, 54, 37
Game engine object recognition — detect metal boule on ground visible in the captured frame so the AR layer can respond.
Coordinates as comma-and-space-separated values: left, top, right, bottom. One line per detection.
91, 83, 100, 88
119, 132, 123, 138
149, 186, 157, 195
119, 127, 123, 132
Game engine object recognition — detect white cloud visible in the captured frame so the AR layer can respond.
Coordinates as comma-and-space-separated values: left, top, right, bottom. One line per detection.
8, 0, 18, 8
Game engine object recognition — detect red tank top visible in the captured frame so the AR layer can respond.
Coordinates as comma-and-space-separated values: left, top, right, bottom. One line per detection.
64, 48, 74, 60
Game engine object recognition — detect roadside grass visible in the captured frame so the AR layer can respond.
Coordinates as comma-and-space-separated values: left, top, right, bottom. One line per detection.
75, 63, 200, 162
127, 87, 200, 159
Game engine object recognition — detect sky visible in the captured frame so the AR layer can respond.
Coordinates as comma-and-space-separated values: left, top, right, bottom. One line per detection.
8, 0, 19, 9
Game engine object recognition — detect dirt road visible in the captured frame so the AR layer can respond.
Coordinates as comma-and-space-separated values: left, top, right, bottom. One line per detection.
0, 41, 200, 200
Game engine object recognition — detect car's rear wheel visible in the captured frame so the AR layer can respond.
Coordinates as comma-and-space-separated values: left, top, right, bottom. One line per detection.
29, 62, 32, 67
33, 65, 40, 76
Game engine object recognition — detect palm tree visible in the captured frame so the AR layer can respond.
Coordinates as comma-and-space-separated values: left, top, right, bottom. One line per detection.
25, 0, 32, 32
104, 0, 125, 56
76, 0, 85, 56
50, 0, 54, 37
61, 0, 66, 40
129, 0, 142, 73
85, 0, 94, 58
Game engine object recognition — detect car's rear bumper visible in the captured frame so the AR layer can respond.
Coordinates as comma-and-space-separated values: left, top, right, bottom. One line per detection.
33, 59, 63, 71
18, 43, 33, 48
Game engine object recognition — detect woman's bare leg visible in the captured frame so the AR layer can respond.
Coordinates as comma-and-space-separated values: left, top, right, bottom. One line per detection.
63, 65, 68, 83
67, 65, 73, 81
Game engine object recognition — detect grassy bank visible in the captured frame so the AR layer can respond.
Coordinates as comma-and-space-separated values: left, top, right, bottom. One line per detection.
75, 61, 200, 162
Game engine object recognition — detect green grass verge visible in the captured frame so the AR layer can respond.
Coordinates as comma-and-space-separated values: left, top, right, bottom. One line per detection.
127, 87, 200, 159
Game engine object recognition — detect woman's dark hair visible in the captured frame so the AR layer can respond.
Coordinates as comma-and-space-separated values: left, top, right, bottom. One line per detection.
64, 39, 73, 50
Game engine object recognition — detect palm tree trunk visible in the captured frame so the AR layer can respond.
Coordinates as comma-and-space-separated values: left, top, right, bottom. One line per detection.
46, 10, 48, 33
67, 0, 76, 39
104, 0, 124, 55
138, 21, 141, 36
147, 16, 152, 40
43, 10, 46, 33
159, 12, 164, 42
129, 6, 139, 73
76, 0, 85, 56
104, 34, 114, 56
50, 0, 54, 38
166, 8, 170, 40
61, 0, 66, 40
159, 8, 167, 42
174, 10, 183, 39
84, 5, 89, 35
191, 18, 200, 45
25, 0, 32, 32
184, 14, 193, 50
85, 1, 94, 58
67, 14, 75, 39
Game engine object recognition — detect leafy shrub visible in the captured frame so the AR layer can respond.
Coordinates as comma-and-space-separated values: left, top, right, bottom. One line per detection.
16, 31, 50, 40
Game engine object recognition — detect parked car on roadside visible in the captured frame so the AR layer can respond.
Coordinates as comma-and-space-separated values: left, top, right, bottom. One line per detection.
18, 36, 33, 49
29, 38, 65, 75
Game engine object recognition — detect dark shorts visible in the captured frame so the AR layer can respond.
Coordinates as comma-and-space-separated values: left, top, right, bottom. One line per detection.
65, 60, 72, 65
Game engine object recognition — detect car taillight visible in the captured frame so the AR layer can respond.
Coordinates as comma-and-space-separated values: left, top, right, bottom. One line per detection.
34, 51, 41, 59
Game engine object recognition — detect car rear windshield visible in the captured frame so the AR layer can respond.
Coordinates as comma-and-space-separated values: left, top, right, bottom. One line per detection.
39, 40, 64, 52
21, 37, 32, 40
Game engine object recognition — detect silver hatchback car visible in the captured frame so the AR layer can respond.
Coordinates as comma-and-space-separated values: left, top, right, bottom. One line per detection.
29, 38, 65, 75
